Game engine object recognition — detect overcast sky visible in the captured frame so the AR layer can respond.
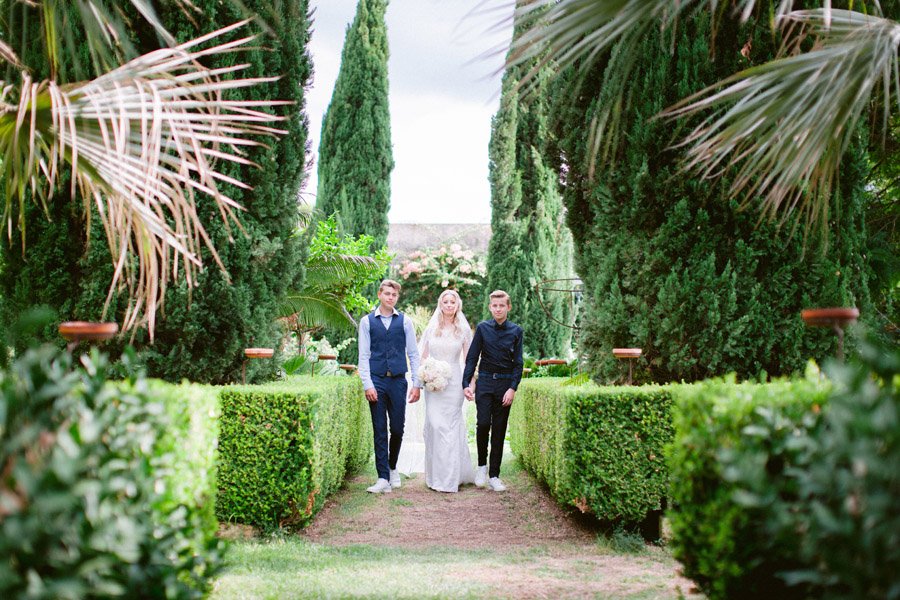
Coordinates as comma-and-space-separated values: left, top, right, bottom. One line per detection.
303, 1, 514, 224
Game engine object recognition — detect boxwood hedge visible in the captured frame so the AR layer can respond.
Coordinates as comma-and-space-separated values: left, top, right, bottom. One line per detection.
215, 376, 370, 529
510, 378, 674, 525
668, 375, 830, 600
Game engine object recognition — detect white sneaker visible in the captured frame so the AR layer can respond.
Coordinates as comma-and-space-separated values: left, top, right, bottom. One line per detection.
366, 478, 392, 494
488, 477, 507, 492
390, 469, 401, 489
474, 465, 488, 488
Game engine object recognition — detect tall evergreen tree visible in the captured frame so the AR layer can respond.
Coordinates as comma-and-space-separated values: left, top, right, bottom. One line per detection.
0, 2, 312, 384
316, 0, 393, 251
553, 7, 877, 383
485, 5, 574, 358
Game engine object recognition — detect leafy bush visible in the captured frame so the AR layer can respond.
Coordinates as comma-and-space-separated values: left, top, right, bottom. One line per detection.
216, 376, 370, 529
668, 375, 830, 600
395, 243, 486, 311
773, 340, 900, 599
510, 378, 673, 525
0, 348, 222, 598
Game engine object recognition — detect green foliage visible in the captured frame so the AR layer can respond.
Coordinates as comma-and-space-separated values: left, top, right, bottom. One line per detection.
487, 6, 575, 357
0, 348, 222, 598
0, 1, 313, 385
395, 244, 487, 312
771, 338, 900, 599
216, 376, 371, 530
667, 375, 831, 600
282, 216, 392, 334
553, 6, 877, 383
510, 378, 673, 525
316, 0, 393, 251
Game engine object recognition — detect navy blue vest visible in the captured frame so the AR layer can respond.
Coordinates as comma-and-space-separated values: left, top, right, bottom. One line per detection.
367, 311, 407, 376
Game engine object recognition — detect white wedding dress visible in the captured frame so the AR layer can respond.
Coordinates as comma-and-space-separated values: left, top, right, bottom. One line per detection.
421, 330, 475, 492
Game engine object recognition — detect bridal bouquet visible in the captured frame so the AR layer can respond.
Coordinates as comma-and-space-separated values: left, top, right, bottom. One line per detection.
418, 357, 452, 392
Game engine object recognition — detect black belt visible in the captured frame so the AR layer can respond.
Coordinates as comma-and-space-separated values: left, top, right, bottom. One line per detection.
376, 371, 406, 378
479, 372, 514, 380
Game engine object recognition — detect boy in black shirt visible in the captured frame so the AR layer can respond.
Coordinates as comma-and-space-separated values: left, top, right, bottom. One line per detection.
462, 290, 524, 492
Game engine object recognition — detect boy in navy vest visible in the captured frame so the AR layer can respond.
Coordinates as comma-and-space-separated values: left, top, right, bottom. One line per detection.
358, 279, 422, 493
462, 290, 524, 492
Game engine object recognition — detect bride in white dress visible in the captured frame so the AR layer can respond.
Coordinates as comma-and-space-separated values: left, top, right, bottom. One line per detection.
419, 289, 476, 492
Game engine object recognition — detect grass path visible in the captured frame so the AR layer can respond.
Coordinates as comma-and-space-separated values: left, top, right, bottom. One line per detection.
212, 453, 701, 599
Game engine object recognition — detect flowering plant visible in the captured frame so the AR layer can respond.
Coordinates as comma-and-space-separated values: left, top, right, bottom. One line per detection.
395, 243, 486, 311
417, 356, 452, 392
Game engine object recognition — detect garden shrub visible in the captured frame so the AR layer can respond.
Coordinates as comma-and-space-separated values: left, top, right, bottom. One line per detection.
668, 374, 830, 600
395, 244, 486, 312
510, 378, 673, 525
773, 340, 899, 599
216, 375, 370, 529
0, 348, 222, 598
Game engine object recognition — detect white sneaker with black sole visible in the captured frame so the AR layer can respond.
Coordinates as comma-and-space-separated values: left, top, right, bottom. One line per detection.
389, 469, 401, 489
474, 465, 488, 488
488, 477, 507, 492
366, 478, 392, 494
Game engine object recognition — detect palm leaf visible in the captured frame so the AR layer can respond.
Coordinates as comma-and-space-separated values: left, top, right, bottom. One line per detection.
502, 0, 889, 236
666, 9, 900, 238
279, 291, 357, 331
304, 253, 380, 287
0, 20, 288, 338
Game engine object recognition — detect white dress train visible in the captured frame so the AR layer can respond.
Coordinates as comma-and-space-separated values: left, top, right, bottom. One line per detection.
422, 332, 475, 492
395, 383, 425, 475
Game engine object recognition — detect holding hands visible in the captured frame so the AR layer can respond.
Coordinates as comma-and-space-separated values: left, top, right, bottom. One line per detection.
464, 385, 475, 401
408, 387, 421, 403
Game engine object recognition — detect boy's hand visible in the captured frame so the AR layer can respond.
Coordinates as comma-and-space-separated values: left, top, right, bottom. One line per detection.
502, 388, 515, 407
464, 385, 475, 401
365, 388, 378, 403
408, 387, 421, 403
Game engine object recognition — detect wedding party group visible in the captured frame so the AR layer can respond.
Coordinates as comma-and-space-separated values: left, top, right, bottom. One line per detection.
357, 280, 524, 494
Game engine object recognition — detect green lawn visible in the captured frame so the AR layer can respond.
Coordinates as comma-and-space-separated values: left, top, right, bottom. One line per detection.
211, 538, 691, 600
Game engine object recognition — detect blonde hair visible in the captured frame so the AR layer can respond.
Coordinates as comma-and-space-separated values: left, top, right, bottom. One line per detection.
378, 279, 402, 293
435, 289, 464, 338
489, 289, 511, 307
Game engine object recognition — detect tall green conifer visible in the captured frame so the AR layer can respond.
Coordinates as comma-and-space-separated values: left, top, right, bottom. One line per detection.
0, 2, 312, 384
554, 7, 876, 383
316, 0, 393, 251
486, 5, 574, 358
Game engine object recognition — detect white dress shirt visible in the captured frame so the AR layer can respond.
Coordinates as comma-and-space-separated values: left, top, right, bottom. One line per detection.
358, 307, 422, 391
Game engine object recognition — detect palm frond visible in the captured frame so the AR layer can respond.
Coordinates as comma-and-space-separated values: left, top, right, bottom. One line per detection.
508, 0, 801, 84
666, 9, 900, 237
304, 253, 380, 286
279, 292, 357, 331
0, 20, 289, 338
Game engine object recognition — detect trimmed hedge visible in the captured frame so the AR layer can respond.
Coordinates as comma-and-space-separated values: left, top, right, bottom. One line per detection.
0, 348, 222, 598
668, 375, 830, 600
510, 378, 674, 524
149, 380, 222, 568
216, 376, 370, 529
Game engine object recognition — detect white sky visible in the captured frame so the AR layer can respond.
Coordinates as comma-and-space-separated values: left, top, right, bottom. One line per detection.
303, 1, 514, 224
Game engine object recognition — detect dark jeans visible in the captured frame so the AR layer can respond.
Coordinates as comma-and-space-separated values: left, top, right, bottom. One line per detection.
369, 374, 407, 480
475, 376, 512, 478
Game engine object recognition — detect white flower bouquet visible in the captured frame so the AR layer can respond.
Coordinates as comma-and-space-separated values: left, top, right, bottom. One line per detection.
418, 357, 452, 392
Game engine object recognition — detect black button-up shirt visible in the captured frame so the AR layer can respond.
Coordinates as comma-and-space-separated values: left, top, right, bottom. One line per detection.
462, 319, 525, 390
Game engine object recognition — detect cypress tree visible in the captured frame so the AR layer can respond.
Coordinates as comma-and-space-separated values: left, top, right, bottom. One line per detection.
0, 2, 312, 384
553, 6, 877, 383
485, 4, 574, 358
316, 0, 393, 251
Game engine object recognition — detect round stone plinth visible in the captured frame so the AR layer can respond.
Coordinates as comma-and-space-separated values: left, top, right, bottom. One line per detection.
59, 322, 118, 343
801, 307, 859, 327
